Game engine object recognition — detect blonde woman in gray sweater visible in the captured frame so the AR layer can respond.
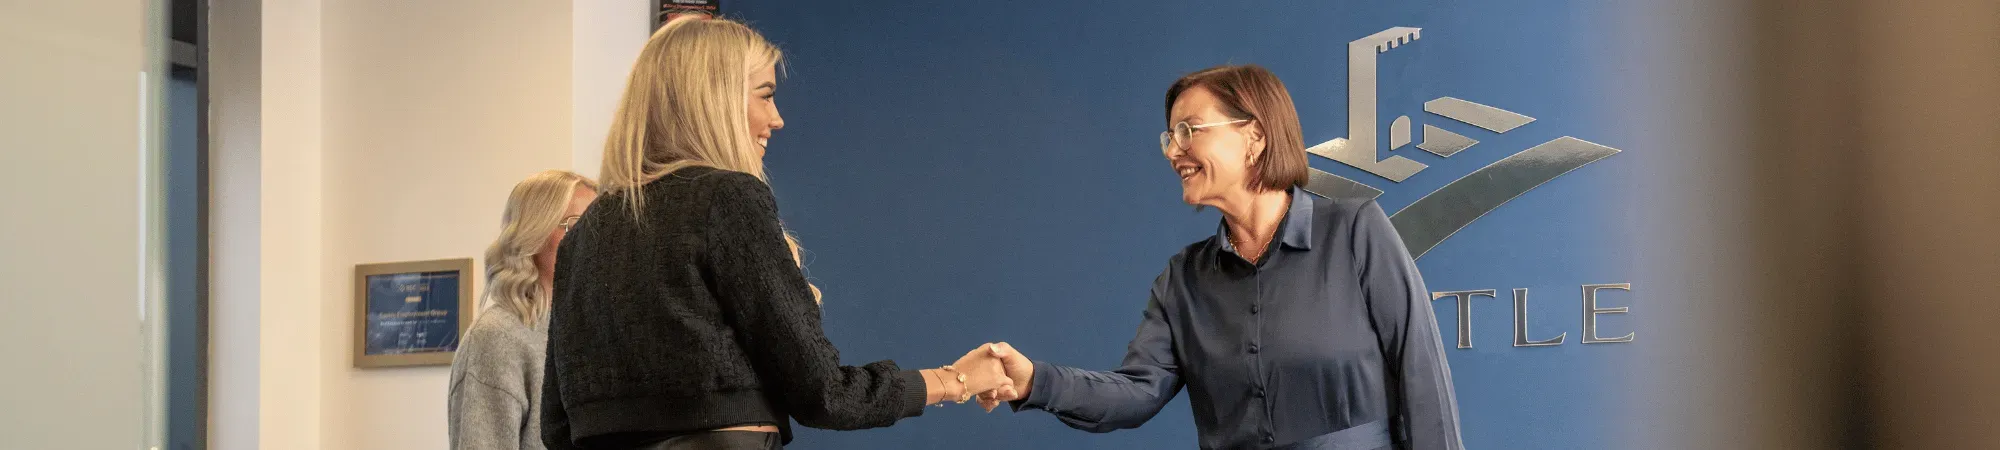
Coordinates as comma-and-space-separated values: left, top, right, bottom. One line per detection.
449, 170, 597, 450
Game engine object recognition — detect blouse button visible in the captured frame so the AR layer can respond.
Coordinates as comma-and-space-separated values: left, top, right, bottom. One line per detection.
1248, 344, 1260, 354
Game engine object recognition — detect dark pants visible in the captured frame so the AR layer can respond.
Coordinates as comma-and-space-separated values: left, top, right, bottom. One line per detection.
636, 431, 782, 450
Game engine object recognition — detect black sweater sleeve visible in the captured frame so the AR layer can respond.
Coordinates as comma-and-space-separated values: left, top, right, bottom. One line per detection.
701, 172, 928, 429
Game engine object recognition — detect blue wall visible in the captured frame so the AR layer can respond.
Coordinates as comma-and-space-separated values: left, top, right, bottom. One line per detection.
737, 2, 1636, 448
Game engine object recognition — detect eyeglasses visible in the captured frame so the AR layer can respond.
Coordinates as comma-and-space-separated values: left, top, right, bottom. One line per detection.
1159, 119, 1251, 157
558, 215, 582, 232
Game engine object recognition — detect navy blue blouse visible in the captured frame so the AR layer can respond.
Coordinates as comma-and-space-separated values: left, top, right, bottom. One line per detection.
1015, 188, 1464, 450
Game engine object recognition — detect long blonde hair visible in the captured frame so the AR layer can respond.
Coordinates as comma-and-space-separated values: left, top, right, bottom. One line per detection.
484, 170, 597, 326
598, 15, 820, 301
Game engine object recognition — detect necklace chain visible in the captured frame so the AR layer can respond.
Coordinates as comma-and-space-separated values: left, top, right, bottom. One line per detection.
1229, 195, 1290, 263
1231, 233, 1265, 262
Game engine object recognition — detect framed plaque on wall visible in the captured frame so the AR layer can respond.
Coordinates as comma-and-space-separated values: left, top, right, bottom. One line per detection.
352, 258, 475, 368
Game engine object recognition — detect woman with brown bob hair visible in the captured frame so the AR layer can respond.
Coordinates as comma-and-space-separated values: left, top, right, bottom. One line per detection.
983, 65, 1464, 450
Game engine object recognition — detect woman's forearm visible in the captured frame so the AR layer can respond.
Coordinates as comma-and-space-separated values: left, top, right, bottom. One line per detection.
920, 369, 955, 404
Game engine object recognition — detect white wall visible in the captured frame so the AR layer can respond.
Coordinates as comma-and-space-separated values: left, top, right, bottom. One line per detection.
208, 0, 264, 445
0, 0, 149, 448
317, 0, 577, 448
210, 0, 617, 447
210, 0, 328, 447
572, 0, 653, 179
261, 0, 330, 446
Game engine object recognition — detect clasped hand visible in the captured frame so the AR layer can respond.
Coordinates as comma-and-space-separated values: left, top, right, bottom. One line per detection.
931, 342, 1034, 412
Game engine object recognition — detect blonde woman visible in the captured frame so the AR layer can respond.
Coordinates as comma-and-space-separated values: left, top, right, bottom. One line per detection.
541, 16, 1013, 450
449, 170, 598, 450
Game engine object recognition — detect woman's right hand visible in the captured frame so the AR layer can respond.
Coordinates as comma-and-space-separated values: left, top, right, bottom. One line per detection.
923, 343, 1013, 405
952, 343, 1015, 395
976, 342, 1033, 411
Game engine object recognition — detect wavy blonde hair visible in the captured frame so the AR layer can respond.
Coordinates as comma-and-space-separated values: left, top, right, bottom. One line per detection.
484, 170, 597, 326
598, 15, 819, 301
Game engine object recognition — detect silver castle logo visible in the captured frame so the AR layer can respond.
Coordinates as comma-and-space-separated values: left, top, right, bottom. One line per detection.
1308, 28, 1636, 348
1303, 27, 1623, 260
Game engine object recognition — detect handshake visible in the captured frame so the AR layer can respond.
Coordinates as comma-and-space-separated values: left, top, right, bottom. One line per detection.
926, 342, 1034, 412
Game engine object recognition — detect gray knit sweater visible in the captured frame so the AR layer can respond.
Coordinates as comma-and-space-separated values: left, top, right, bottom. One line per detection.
448, 306, 548, 450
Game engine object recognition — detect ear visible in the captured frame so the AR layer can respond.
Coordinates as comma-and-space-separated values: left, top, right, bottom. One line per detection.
1244, 120, 1267, 163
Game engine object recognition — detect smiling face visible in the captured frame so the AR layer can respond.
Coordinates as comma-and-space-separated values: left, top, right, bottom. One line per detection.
745, 61, 783, 160
1165, 86, 1266, 207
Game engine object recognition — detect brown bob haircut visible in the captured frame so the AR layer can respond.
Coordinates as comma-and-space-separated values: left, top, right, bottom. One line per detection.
1163, 64, 1310, 192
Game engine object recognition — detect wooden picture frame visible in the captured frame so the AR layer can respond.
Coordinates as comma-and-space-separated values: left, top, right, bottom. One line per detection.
353, 258, 475, 368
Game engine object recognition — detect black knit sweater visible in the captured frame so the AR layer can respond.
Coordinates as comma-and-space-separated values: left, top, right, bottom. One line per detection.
540, 167, 926, 448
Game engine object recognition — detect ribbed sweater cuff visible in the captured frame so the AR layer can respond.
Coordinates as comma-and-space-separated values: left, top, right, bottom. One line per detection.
897, 370, 929, 418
